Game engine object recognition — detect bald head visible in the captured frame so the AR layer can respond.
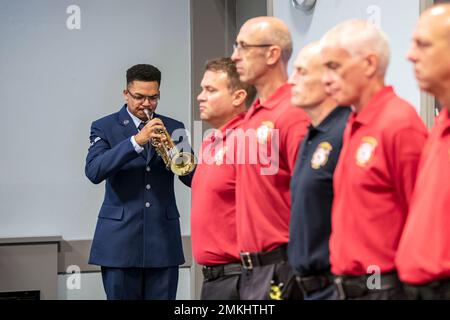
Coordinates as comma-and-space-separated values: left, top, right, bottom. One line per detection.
419, 4, 450, 41
408, 4, 450, 99
321, 19, 391, 77
289, 41, 330, 110
297, 42, 323, 68
240, 17, 293, 64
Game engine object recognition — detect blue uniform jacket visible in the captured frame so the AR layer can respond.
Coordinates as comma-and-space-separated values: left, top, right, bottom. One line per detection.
85, 105, 194, 268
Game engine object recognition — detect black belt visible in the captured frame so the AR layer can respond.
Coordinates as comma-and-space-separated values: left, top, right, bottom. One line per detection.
404, 278, 450, 299
240, 245, 288, 270
296, 271, 334, 295
202, 263, 242, 281
334, 271, 401, 299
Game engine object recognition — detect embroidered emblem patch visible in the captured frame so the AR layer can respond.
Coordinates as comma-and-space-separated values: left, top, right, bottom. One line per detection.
311, 142, 333, 169
356, 136, 378, 167
256, 121, 274, 144
214, 145, 228, 166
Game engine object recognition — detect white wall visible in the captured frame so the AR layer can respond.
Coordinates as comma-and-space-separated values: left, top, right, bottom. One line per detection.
273, 0, 421, 111
0, 0, 192, 239
58, 273, 106, 300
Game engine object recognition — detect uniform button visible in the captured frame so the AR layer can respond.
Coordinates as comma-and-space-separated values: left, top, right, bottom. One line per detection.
307, 140, 312, 145
145, 202, 151, 208
146, 184, 151, 190
146, 166, 151, 172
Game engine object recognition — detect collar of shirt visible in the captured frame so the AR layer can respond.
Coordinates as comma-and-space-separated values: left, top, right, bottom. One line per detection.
248, 83, 291, 113
126, 105, 146, 129
207, 112, 246, 144
438, 108, 450, 137
351, 86, 394, 126
311, 105, 350, 133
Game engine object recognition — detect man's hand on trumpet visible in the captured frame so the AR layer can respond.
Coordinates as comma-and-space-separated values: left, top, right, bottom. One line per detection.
134, 117, 166, 147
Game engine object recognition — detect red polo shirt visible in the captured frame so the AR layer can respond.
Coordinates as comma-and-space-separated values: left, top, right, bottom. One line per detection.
330, 86, 428, 276
396, 108, 450, 284
191, 113, 245, 266
235, 83, 310, 253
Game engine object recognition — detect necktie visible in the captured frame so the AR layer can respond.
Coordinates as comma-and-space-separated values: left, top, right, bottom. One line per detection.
138, 122, 146, 131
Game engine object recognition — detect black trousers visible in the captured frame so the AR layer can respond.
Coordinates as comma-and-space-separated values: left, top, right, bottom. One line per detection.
303, 283, 338, 300
201, 274, 240, 300
404, 282, 450, 300
239, 261, 302, 300
348, 286, 408, 300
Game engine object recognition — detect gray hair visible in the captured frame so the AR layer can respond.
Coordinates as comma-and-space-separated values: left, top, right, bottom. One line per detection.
321, 19, 391, 77
269, 27, 293, 64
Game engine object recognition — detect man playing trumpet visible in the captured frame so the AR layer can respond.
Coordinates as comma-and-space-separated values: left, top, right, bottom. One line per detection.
85, 64, 194, 300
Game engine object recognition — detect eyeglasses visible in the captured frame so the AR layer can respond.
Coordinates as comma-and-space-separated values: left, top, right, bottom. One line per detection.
127, 90, 160, 103
233, 41, 274, 52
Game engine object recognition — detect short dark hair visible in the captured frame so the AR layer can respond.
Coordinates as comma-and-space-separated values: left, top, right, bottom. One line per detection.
126, 64, 161, 86
205, 57, 257, 107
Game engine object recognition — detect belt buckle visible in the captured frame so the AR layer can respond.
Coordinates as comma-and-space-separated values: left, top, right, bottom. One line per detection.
240, 252, 253, 270
334, 276, 347, 300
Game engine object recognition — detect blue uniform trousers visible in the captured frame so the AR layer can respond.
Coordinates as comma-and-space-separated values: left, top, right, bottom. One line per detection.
101, 266, 179, 300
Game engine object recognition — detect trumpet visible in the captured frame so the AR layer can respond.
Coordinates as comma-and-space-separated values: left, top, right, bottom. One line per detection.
143, 109, 196, 176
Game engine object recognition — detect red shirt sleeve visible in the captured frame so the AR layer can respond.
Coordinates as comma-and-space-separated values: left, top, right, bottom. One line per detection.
390, 127, 428, 213
278, 108, 310, 173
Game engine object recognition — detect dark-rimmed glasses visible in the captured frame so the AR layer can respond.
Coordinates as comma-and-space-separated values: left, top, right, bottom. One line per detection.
233, 41, 274, 52
127, 90, 160, 104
